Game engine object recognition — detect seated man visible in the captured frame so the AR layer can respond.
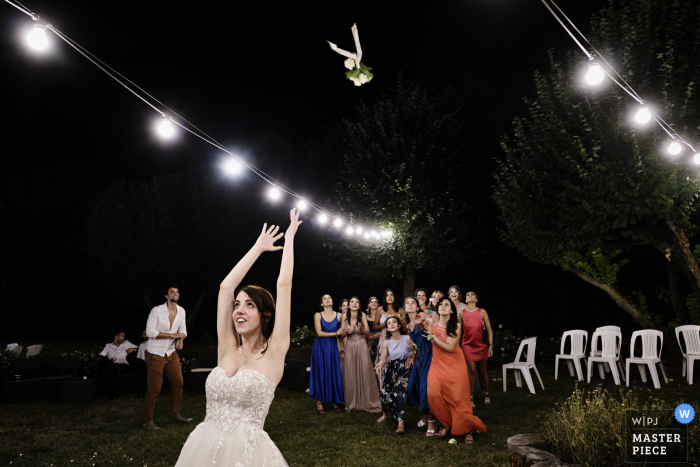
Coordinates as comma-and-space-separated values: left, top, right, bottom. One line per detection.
99, 331, 137, 399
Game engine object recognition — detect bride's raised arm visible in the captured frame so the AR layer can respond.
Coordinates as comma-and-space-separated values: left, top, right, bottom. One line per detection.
269, 209, 302, 352
217, 223, 284, 356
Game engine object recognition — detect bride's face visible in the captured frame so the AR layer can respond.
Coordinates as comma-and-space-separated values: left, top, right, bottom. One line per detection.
233, 291, 261, 334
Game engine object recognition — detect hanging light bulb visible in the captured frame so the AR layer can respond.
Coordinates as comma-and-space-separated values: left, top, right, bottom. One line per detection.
371, 231, 380, 239
693, 153, 700, 165
634, 106, 652, 125
355, 227, 363, 235
345, 226, 354, 235
318, 214, 328, 224
156, 117, 175, 138
268, 187, 281, 200
27, 24, 49, 51
364, 232, 370, 239
223, 158, 242, 175
585, 61, 605, 86
297, 200, 307, 210
333, 219, 342, 228
667, 140, 682, 156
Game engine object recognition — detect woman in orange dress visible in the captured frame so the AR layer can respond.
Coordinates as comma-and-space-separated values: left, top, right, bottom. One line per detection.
426, 296, 487, 444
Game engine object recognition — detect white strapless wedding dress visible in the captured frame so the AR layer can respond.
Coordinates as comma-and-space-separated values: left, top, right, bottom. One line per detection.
175, 367, 287, 467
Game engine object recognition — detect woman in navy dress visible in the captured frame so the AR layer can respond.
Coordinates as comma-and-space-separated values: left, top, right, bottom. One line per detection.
406, 296, 436, 436
309, 294, 345, 413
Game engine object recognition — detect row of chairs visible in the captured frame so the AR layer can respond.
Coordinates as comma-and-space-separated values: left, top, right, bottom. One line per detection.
502, 325, 700, 394
5, 343, 50, 358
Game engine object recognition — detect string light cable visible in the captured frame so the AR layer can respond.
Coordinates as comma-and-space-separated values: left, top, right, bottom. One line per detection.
540, 0, 696, 155
3, 0, 392, 238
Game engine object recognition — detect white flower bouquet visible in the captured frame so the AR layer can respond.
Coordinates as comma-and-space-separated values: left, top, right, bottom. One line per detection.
328, 24, 374, 86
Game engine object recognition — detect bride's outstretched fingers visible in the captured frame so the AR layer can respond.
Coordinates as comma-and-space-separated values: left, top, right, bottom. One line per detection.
255, 223, 285, 252
286, 208, 303, 237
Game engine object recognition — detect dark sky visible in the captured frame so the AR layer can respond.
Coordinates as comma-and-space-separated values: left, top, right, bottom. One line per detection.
3, 0, 640, 341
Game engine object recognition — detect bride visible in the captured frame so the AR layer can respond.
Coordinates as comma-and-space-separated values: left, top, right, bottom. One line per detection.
175, 209, 302, 466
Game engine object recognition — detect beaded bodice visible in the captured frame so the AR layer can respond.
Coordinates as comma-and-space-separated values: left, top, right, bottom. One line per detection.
204, 367, 275, 432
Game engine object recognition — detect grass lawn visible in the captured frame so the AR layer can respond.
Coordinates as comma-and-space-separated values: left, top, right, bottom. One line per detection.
0, 343, 698, 467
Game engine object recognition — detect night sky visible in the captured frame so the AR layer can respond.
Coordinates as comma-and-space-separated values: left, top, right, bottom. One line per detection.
2, 0, 649, 342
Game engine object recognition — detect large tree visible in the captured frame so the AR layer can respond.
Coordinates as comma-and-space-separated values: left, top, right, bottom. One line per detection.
494, 0, 700, 328
327, 77, 485, 300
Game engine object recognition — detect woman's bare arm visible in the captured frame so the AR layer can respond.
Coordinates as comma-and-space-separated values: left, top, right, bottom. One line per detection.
314, 313, 339, 338
431, 322, 462, 353
217, 223, 284, 358
361, 314, 371, 336
374, 307, 385, 329
269, 209, 302, 353
482, 309, 494, 357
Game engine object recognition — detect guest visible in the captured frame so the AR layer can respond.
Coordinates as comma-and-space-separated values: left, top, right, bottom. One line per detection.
99, 331, 137, 400
310, 294, 345, 413
462, 291, 493, 406
406, 297, 436, 435
427, 290, 445, 315
143, 284, 191, 429
342, 297, 382, 413
365, 296, 381, 362
338, 298, 349, 380
426, 297, 486, 444
448, 285, 467, 321
414, 288, 430, 312
375, 315, 415, 434
373, 289, 405, 387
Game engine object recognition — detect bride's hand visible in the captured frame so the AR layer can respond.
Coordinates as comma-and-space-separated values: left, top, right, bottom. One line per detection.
286, 208, 303, 238
254, 223, 285, 252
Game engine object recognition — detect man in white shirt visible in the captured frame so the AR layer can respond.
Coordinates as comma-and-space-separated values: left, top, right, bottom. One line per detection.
98, 331, 137, 399
143, 284, 192, 429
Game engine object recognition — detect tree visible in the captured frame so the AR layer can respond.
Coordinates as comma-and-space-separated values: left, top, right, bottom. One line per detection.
494, 0, 700, 328
328, 77, 485, 300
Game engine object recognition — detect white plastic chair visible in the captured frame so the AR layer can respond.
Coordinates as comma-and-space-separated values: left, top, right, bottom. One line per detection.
625, 330, 667, 389
503, 337, 544, 394
591, 326, 621, 373
6, 344, 23, 356
25, 345, 43, 358
676, 325, 700, 385
555, 330, 588, 381
587, 330, 625, 385
5, 343, 19, 354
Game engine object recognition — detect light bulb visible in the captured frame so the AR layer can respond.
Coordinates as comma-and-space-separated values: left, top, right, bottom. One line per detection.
333, 219, 342, 228
27, 25, 48, 51
156, 118, 175, 138
585, 62, 605, 86
363, 232, 370, 239
667, 141, 682, 156
381, 230, 391, 238
635, 107, 652, 125
371, 231, 380, 239
318, 214, 328, 224
355, 227, 363, 235
345, 226, 354, 235
694, 153, 700, 165
297, 200, 307, 210
268, 187, 281, 200
223, 158, 242, 175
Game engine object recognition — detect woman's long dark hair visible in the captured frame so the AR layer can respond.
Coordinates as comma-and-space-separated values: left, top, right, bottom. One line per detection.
385, 315, 407, 337
346, 296, 365, 326
438, 297, 459, 338
382, 288, 400, 312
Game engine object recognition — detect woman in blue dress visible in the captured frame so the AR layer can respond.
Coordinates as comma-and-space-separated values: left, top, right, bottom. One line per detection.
309, 294, 345, 414
405, 296, 436, 436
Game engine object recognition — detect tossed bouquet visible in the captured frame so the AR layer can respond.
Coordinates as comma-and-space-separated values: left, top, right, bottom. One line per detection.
328, 24, 374, 86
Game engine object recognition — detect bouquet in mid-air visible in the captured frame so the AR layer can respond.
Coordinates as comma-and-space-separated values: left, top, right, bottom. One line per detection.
328, 24, 374, 86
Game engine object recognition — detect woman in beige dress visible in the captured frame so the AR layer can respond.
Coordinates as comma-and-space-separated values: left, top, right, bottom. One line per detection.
341, 297, 382, 412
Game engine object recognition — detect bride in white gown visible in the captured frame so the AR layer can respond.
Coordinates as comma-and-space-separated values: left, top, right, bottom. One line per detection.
175, 209, 302, 467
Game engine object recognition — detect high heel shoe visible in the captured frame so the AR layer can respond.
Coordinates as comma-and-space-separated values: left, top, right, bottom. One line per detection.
316, 402, 324, 414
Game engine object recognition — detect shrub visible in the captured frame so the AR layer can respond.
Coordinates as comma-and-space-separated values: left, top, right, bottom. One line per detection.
491, 327, 519, 365
0, 349, 18, 373
290, 325, 316, 348
544, 385, 697, 466
62, 351, 99, 378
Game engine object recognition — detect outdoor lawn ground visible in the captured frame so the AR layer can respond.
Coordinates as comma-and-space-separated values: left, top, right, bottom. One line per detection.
1, 339, 698, 467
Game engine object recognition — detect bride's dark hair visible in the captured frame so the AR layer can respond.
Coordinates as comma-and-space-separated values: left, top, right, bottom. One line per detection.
234, 285, 276, 356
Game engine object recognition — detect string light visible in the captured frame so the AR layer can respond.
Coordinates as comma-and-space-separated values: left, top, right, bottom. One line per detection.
381, 230, 392, 238
667, 141, 682, 156
268, 187, 281, 200
693, 153, 700, 165
223, 158, 242, 175
4, 0, 397, 242
156, 118, 175, 138
584, 61, 605, 85
634, 107, 652, 125
26, 24, 48, 50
